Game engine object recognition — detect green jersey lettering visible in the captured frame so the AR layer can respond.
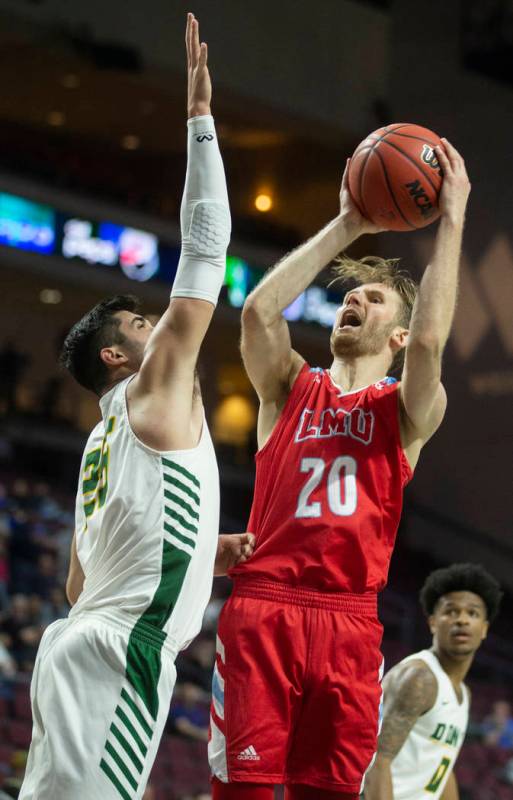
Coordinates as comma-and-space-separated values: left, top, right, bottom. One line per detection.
83, 416, 116, 520
425, 756, 451, 793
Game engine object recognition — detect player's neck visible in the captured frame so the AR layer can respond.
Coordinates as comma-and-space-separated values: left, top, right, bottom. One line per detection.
329, 353, 391, 393
431, 646, 474, 688
100, 367, 136, 398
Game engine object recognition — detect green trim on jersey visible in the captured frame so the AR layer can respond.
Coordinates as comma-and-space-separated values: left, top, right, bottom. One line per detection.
162, 456, 200, 488
163, 472, 200, 505
100, 457, 201, 799
125, 457, 201, 717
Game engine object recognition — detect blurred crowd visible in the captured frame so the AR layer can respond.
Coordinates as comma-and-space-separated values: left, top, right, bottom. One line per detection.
0, 475, 512, 799
0, 478, 73, 679
0, 474, 227, 799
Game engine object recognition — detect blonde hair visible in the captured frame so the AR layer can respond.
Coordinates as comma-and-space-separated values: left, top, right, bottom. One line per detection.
330, 255, 418, 373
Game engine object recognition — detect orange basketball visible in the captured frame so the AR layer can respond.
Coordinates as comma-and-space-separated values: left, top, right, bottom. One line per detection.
348, 123, 443, 232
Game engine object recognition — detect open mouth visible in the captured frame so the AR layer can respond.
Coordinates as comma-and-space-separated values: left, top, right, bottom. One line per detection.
339, 309, 362, 329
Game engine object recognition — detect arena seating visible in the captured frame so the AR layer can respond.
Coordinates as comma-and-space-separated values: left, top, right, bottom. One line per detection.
1, 473, 513, 798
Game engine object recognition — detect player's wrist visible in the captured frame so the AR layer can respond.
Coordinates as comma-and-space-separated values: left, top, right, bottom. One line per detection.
188, 103, 211, 118
438, 210, 465, 231
335, 212, 365, 244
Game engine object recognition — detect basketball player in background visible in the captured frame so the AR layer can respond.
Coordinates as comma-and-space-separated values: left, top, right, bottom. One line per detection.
364, 563, 503, 800
19, 15, 253, 800
209, 140, 471, 800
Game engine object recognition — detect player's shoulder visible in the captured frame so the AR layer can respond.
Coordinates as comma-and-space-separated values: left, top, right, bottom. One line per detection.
386, 655, 438, 712
364, 376, 401, 403
373, 376, 400, 392
84, 418, 105, 446
389, 655, 437, 685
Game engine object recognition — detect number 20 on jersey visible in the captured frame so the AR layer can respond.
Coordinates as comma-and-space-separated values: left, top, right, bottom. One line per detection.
295, 456, 357, 518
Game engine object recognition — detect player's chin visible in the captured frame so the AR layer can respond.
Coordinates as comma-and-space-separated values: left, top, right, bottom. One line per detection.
330, 330, 360, 354
447, 639, 477, 657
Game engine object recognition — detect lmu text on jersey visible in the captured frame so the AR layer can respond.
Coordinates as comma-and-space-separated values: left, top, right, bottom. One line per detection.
295, 407, 375, 446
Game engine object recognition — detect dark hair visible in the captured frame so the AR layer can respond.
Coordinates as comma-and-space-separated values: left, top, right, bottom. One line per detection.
59, 295, 140, 395
420, 562, 503, 622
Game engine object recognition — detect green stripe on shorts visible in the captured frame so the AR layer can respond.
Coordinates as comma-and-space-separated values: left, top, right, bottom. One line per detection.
110, 722, 143, 774
100, 758, 132, 800
120, 689, 153, 740
115, 706, 148, 756
105, 741, 138, 790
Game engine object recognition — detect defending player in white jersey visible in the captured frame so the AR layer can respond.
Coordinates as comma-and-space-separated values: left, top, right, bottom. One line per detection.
19, 14, 253, 800
364, 563, 502, 800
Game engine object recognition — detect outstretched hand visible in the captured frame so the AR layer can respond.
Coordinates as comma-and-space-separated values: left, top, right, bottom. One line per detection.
214, 533, 256, 577
434, 138, 471, 225
339, 159, 386, 236
186, 12, 211, 118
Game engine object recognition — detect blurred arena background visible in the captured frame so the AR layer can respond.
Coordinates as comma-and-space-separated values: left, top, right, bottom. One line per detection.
0, 1, 512, 798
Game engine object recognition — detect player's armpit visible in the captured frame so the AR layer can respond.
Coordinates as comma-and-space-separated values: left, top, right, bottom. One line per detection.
377, 661, 438, 761
65, 533, 85, 606
439, 769, 459, 800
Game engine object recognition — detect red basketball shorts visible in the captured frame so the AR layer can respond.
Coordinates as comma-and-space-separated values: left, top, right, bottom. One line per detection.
208, 579, 384, 794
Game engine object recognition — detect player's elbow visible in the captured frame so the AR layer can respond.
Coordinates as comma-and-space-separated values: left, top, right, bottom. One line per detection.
65, 584, 76, 607
241, 295, 261, 324
373, 751, 394, 766
407, 332, 444, 360
65, 582, 77, 607
66, 573, 83, 607
242, 295, 274, 330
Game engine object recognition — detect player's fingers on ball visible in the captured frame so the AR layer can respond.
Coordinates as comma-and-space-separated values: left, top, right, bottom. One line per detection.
434, 145, 450, 173
435, 144, 449, 164
441, 137, 462, 169
341, 158, 350, 187
441, 137, 459, 156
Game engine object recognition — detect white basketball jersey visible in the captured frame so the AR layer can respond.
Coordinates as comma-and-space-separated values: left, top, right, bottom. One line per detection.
391, 649, 469, 799
70, 375, 220, 652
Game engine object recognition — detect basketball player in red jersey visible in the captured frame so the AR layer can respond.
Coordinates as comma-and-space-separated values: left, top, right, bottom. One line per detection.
208, 139, 470, 800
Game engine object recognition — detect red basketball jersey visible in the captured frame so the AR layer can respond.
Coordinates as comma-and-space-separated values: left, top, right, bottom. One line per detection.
231, 364, 413, 593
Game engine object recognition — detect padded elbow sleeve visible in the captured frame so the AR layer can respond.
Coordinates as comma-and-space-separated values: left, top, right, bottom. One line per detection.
171, 115, 231, 305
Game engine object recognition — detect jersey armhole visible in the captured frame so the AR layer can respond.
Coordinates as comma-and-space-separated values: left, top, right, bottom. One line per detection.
255, 362, 312, 461
123, 375, 208, 456
388, 382, 414, 485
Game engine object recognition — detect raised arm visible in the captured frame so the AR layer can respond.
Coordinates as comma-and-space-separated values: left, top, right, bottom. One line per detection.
241, 164, 382, 446
364, 661, 438, 800
400, 140, 471, 458
129, 14, 230, 448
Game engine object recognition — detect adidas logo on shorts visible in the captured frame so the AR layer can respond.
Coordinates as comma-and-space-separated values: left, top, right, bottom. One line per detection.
237, 745, 260, 761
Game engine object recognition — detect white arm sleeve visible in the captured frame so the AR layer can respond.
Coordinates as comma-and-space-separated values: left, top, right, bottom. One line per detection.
170, 114, 231, 306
